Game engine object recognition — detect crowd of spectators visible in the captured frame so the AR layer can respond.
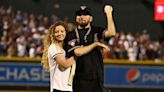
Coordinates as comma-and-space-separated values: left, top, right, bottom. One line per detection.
0, 5, 164, 62
0, 5, 75, 58
103, 30, 164, 62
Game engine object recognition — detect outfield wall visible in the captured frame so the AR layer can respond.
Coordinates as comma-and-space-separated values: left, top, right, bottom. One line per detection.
0, 57, 164, 92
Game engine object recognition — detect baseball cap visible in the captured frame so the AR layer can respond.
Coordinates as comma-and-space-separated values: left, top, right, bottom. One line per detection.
76, 6, 92, 16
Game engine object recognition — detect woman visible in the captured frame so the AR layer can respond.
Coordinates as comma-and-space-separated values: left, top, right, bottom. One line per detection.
41, 21, 75, 92
41, 21, 110, 92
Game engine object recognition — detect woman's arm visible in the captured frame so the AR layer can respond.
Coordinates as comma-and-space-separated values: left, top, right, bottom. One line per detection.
55, 55, 75, 69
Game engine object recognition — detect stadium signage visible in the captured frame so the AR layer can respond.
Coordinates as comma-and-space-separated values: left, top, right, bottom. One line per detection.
0, 62, 49, 86
104, 65, 164, 89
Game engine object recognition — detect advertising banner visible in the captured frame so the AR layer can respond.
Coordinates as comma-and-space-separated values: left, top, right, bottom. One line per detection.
154, 0, 164, 21
0, 62, 49, 86
104, 65, 164, 89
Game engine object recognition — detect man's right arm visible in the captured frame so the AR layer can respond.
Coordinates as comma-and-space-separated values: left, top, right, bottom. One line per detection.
74, 42, 110, 56
65, 32, 109, 57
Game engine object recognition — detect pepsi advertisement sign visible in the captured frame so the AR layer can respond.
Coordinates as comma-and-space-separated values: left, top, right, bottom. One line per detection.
0, 62, 49, 86
104, 65, 164, 89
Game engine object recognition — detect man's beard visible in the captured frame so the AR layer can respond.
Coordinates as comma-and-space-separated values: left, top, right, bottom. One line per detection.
78, 22, 88, 28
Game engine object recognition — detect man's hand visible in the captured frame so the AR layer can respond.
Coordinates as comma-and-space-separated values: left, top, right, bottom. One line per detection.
96, 42, 110, 51
104, 5, 113, 14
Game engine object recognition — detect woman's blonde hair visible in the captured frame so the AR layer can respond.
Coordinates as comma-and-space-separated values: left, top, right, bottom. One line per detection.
41, 21, 67, 71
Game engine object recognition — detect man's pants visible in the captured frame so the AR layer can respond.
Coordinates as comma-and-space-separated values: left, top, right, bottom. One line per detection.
73, 79, 103, 92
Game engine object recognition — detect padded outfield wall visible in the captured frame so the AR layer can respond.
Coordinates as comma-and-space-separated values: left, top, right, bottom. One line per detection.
0, 57, 164, 92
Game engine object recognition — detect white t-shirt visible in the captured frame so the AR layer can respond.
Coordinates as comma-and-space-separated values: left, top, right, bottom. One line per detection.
48, 43, 72, 92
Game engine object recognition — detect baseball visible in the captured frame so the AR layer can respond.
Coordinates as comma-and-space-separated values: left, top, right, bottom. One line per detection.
104, 5, 113, 13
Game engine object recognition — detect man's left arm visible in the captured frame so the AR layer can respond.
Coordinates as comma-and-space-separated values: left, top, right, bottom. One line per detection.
104, 5, 116, 38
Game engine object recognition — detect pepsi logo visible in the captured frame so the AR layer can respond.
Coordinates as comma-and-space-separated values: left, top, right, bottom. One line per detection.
126, 68, 140, 83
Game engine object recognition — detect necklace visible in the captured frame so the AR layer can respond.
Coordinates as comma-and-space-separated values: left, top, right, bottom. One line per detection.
75, 27, 91, 43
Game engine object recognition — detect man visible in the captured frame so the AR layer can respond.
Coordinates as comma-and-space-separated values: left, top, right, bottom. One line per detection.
64, 5, 116, 92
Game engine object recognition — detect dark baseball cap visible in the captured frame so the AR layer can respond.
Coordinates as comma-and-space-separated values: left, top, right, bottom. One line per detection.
76, 6, 92, 16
